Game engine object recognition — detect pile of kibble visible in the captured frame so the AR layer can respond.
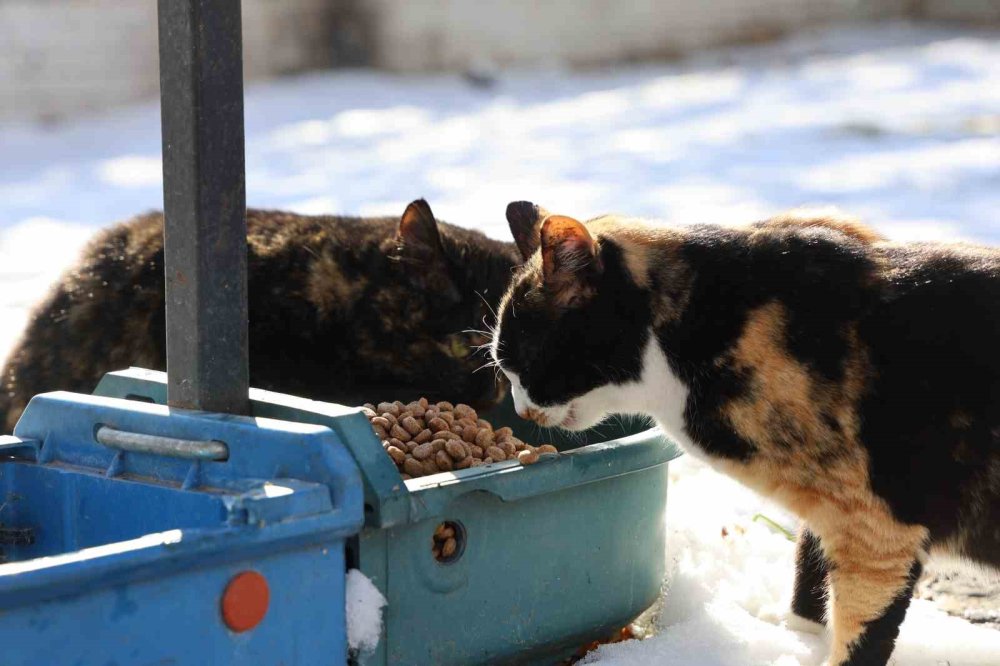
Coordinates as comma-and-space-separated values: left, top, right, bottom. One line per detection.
361, 398, 558, 479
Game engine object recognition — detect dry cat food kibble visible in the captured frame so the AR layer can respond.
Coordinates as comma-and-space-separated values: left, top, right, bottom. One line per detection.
431, 521, 462, 562
360, 398, 559, 479
562, 626, 635, 664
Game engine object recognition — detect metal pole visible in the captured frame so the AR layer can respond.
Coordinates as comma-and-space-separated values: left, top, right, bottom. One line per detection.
158, 0, 249, 414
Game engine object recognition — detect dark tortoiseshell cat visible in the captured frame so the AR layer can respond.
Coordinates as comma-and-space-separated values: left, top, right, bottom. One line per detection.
494, 201, 1000, 666
0, 200, 516, 431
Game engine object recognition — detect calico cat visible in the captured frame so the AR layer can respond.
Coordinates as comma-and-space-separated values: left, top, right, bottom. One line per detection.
493, 201, 1000, 666
0, 199, 517, 431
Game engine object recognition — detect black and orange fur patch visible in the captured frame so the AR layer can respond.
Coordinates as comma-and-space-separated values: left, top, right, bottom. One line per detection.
495, 205, 1000, 666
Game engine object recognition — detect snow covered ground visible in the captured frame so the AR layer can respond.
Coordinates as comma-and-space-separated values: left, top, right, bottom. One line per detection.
583, 456, 1000, 665
1, 20, 999, 665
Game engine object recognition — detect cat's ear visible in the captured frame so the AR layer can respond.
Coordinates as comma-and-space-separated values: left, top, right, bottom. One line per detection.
399, 198, 443, 253
506, 201, 551, 261
540, 215, 601, 308
396, 199, 461, 304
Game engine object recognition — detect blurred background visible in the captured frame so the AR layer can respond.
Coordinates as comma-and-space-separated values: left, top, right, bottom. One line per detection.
0, 2, 997, 351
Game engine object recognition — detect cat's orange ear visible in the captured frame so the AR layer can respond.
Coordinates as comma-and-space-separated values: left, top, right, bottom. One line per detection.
540, 215, 601, 307
506, 201, 551, 261
396, 198, 461, 303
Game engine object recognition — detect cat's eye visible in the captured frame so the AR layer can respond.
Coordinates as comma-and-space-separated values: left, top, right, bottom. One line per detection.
447, 335, 471, 359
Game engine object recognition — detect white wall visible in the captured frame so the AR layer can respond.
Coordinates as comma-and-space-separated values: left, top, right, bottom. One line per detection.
2, 0, 996, 123
365, 0, 908, 71
920, 0, 1000, 22
0, 0, 337, 123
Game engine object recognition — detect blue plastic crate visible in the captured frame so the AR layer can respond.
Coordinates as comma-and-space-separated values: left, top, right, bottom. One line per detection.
0, 391, 363, 665
96, 368, 684, 665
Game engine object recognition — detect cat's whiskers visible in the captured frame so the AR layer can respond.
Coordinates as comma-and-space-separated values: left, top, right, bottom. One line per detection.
462, 328, 497, 353
472, 360, 499, 375
475, 290, 499, 324
462, 328, 492, 338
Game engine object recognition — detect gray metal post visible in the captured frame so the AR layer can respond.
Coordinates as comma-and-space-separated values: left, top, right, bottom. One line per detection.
158, 0, 249, 414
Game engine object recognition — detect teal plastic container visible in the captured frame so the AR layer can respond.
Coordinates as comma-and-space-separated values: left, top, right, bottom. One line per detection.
96, 368, 684, 665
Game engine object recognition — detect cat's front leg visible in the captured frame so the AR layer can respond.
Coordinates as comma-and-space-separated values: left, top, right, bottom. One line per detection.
788, 526, 829, 634
821, 526, 924, 666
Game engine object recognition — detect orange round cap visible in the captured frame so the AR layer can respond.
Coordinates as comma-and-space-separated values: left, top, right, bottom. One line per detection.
221, 570, 270, 632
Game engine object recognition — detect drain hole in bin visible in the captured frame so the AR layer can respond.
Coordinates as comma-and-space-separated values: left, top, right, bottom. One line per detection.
432, 521, 465, 564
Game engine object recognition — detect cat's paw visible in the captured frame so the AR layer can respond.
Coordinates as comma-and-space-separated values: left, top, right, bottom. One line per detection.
783, 610, 826, 635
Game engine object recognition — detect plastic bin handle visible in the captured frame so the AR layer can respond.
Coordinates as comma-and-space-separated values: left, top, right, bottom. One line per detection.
96, 426, 229, 461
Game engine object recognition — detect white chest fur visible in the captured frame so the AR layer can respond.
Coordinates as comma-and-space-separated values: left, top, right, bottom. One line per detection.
497, 328, 700, 448
634, 334, 698, 452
